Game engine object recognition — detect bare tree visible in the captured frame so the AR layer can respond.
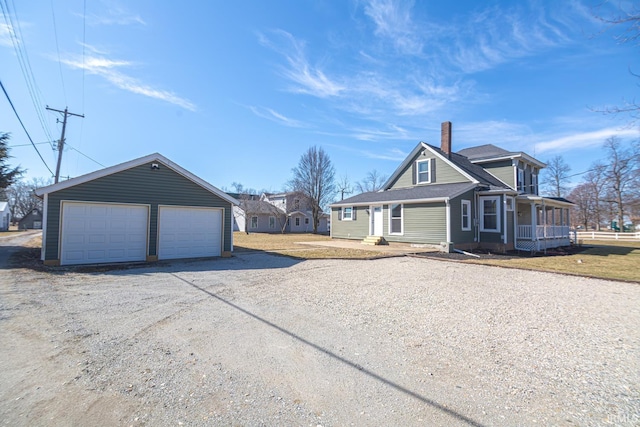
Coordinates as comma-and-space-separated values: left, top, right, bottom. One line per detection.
335, 174, 352, 201
6, 177, 50, 221
569, 183, 596, 230
355, 169, 387, 193
542, 155, 572, 197
289, 146, 335, 233
582, 163, 608, 230
592, 4, 640, 123
602, 137, 640, 230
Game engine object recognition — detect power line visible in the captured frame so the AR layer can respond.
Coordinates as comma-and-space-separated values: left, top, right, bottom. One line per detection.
1, 0, 56, 153
66, 144, 105, 168
50, 0, 67, 105
1, 79, 54, 176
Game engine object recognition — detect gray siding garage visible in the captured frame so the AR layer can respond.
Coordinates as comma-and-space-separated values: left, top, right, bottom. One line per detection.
35, 153, 238, 266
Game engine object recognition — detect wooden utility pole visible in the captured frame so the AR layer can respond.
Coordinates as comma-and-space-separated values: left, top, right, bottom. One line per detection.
46, 106, 84, 183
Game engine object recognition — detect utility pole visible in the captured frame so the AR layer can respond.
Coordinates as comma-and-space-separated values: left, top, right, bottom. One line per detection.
46, 106, 84, 183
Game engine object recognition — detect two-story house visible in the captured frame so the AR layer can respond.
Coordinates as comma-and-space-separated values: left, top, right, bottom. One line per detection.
330, 122, 572, 252
251, 192, 329, 233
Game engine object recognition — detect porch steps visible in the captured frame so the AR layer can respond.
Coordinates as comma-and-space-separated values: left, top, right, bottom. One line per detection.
362, 235, 387, 246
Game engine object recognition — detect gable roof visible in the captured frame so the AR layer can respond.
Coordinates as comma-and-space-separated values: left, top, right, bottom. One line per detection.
457, 144, 546, 168
33, 153, 239, 205
428, 144, 509, 189
238, 199, 285, 215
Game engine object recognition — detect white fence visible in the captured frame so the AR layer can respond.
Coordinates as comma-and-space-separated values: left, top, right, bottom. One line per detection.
574, 231, 640, 241
517, 225, 571, 240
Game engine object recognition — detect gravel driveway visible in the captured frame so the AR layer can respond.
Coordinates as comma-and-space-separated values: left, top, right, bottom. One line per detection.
0, 249, 638, 426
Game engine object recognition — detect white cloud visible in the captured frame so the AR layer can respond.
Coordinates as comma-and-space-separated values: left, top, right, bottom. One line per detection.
363, 0, 425, 55
60, 52, 196, 111
534, 127, 639, 153
258, 30, 345, 98
0, 23, 14, 47
84, 4, 146, 26
248, 106, 306, 128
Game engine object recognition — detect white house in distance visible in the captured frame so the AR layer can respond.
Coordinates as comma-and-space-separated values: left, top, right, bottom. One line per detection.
0, 201, 10, 231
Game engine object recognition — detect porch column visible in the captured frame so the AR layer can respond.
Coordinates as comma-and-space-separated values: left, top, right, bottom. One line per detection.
530, 203, 537, 241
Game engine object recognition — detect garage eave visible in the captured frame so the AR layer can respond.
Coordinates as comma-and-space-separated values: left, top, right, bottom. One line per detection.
33, 153, 239, 206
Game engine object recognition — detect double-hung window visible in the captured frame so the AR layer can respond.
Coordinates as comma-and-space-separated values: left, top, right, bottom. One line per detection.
461, 200, 471, 231
389, 204, 403, 234
416, 159, 431, 184
342, 207, 353, 220
251, 216, 258, 229
480, 196, 500, 232
517, 168, 525, 192
269, 216, 276, 229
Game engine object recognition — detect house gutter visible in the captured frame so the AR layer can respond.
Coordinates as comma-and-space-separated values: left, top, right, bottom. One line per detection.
331, 197, 449, 208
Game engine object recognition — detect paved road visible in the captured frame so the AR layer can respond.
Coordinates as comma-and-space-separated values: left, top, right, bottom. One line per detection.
0, 230, 41, 268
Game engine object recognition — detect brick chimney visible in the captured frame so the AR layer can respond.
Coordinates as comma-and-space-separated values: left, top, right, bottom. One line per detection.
441, 121, 452, 157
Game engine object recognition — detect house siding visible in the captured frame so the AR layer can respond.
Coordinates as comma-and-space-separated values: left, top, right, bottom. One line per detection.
385, 202, 446, 244
481, 160, 513, 188
43, 161, 233, 261
330, 206, 369, 239
390, 152, 469, 189
449, 189, 476, 245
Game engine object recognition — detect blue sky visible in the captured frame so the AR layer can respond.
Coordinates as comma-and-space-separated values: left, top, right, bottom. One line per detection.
1, 0, 638, 195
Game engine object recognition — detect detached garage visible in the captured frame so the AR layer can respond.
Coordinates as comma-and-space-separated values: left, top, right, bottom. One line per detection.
34, 153, 238, 266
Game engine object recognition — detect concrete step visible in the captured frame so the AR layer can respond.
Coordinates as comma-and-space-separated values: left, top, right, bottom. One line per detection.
362, 235, 387, 245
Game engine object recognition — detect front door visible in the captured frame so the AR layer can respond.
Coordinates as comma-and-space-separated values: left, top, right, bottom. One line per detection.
371, 206, 383, 236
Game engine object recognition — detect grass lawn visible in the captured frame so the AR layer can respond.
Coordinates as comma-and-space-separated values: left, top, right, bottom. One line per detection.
233, 232, 384, 259
465, 240, 640, 283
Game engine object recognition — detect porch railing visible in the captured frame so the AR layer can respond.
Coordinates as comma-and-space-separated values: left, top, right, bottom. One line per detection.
517, 225, 571, 240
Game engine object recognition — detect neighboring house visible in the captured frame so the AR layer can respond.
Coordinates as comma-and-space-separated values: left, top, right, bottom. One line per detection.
0, 201, 10, 231
34, 153, 239, 266
233, 199, 287, 233
261, 192, 329, 233
330, 121, 573, 253
18, 208, 43, 230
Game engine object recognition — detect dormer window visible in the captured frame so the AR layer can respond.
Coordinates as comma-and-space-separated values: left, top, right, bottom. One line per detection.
416, 159, 432, 184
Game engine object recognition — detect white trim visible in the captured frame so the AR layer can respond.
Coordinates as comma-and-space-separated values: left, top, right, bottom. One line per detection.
41, 193, 48, 261
468, 153, 546, 169
342, 206, 354, 221
34, 153, 239, 206
388, 203, 403, 235
332, 196, 451, 208
416, 158, 432, 184
479, 195, 501, 233
445, 200, 451, 243
461, 199, 471, 231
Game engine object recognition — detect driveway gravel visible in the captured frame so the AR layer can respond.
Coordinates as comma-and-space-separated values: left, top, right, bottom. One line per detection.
0, 249, 638, 426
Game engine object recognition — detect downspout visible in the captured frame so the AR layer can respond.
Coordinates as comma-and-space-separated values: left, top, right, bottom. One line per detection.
503, 195, 507, 245
445, 199, 451, 251
41, 193, 48, 261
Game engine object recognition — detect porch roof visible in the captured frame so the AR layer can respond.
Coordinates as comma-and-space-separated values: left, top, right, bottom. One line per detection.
516, 194, 574, 207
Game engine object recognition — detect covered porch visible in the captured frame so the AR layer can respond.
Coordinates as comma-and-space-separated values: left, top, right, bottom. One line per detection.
515, 195, 573, 252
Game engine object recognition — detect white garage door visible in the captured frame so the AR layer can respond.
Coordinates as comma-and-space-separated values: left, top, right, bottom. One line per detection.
61, 202, 149, 265
158, 206, 222, 260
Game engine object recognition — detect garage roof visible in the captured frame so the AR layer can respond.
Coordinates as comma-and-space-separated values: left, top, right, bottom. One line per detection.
34, 153, 239, 205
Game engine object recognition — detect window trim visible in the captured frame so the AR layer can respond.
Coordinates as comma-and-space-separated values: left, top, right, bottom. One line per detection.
416, 159, 432, 184
479, 196, 501, 233
389, 203, 404, 235
506, 196, 514, 211
517, 168, 525, 192
250, 216, 258, 229
269, 216, 276, 229
461, 200, 471, 231
342, 206, 353, 221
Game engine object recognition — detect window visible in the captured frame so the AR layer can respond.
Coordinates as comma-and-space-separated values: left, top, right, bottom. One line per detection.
480, 196, 500, 232
461, 200, 471, 231
305, 217, 309, 225
294, 198, 300, 210
269, 216, 276, 229
517, 168, 525, 192
295, 217, 300, 226
390, 204, 403, 234
416, 159, 431, 184
531, 173, 538, 195
250, 216, 258, 229
506, 197, 514, 211
342, 207, 353, 220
